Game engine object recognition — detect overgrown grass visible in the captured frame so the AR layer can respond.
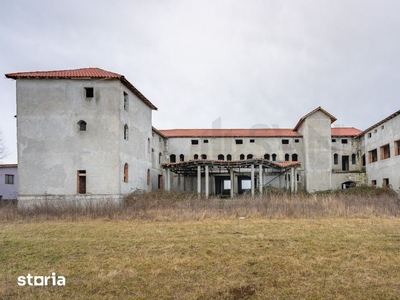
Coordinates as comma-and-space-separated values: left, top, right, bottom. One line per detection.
1, 186, 398, 221
1, 218, 400, 299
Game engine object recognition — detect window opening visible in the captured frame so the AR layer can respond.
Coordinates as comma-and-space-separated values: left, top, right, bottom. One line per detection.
271, 154, 277, 161
371, 180, 376, 186
194, 154, 199, 160
332, 139, 336, 143
191, 140, 199, 145
78, 120, 87, 131
282, 139, 289, 144
227, 154, 232, 161
264, 154, 270, 160
170, 154, 176, 163
368, 149, 378, 163
240, 154, 245, 160
295, 139, 299, 143
77, 170, 86, 194
5, 174, 14, 184
334, 154, 338, 165
341, 139, 348, 144
380, 144, 390, 160
342, 156, 349, 171
247, 154, 253, 159
124, 92, 129, 111
179, 154, 184, 161
124, 164, 128, 183
292, 154, 298, 161
351, 153, 356, 164
218, 154, 225, 160
124, 124, 129, 140
250, 139, 255, 143
147, 169, 150, 185
201, 154, 207, 159
395, 140, 400, 156
284, 154, 289, 161
235, 139, 243, 145
383, 178, 389, 187
85, 87, 94, 98
203, 139, 209, 143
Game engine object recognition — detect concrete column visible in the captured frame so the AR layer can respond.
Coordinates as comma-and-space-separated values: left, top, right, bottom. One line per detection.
291, 167, 295, 192
166, 168, 171, 191
197, 165, 201, 198
294, 168, 298, 193
258, 165, 263, 195
286, 171, 290, 190
251, 164, 255, 198
230, 168, 234, 199
205, 165, 209, 199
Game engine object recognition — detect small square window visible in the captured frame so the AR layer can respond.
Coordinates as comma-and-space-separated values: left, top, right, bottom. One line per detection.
85, 87, 94, 98
282, 139, 289, 144
203, 139, 209, 143
341, 139, 348, 144
294, 139, 299, 143
250, 139, 255, 143
332, 139, 336, 143
368, 133, 372, 138
5, 174, 14, 184
235, 139, 243, 145
191, 140, 199, 145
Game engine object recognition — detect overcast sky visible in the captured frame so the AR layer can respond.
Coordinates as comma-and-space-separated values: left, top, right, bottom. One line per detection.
1, 0, 399, 163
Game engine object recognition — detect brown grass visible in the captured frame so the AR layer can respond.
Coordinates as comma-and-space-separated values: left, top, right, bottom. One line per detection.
1, 186, 398, 222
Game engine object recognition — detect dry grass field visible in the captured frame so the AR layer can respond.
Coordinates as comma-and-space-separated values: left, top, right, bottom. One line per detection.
1, 188, 400, 299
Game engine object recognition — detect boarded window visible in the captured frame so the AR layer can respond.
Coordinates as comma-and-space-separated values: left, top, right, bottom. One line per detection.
85, 87, 94, 98
77, 170, 86, 194
124, 164, 128, 183
380, 144, 390, 160
368, 149, 378, 163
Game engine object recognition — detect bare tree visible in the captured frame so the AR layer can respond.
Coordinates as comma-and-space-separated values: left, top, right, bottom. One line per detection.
0, 129, 9, 161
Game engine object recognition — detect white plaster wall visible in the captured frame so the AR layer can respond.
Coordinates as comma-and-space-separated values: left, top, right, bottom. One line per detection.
150, 130, 166, 190
0, 166, 18, 199
16, 79, 126, 200
361, 115, 400, 191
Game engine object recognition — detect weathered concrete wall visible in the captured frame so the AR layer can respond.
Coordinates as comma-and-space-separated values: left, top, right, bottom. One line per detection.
0, 165, 18, 200
360, 114, 400, 191
16, 78, 153, 201
296, 110, 332, 192
150, 130, 167, 190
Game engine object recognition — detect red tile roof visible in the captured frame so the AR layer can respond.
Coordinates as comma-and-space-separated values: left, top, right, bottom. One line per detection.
159, 128, 302, 138
331, 127, 362, 136
5, 68, 157, 110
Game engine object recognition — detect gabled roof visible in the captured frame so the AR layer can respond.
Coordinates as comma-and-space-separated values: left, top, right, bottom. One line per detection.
5, 67, 157, 110
331, 127, 362, 137
159, 128, 301, 138
152, 126, 167, 139
357, 109, 400, 137
293, 106, 337, 131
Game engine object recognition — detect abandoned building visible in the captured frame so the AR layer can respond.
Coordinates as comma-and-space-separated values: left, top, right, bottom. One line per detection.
4, 67, 400, 204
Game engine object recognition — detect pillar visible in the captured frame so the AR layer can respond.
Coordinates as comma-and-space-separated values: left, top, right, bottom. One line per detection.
251, 164, 255, 198
291, 167, 295, 192
197, 165, 201, 198
294, 167, 298, 193
166, 168, 171, 191
205, 165, 209, 199
230, 168, 234, 199
258, 165, 263, 195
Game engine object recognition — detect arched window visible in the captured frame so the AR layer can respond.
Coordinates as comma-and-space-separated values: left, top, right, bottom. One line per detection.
285, 154, 290, 161
170, 154, 176, 163
194, 154, 199, 160
180, 154, 184, 161
159, 152, 162, 164
272, 153, 277, 161
351, 153, 356, 164
124, 124, 129, 140
124, 163, 128, 183
201, 154, 207, 159
334, 153, 338, 165
78, 120, 87, 131
218, 154, 225, 160
227, 154, 232, 161
292, 154, 298, 161
247, 154, 253, 159
147, 169, 150, 185
264, 154, 270, 160
240, 154, 245, 160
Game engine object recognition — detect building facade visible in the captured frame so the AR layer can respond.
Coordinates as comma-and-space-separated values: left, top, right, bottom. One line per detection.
0, 164, 18, 200
5, 67, 400, 203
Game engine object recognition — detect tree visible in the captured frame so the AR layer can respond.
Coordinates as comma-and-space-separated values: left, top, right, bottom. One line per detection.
0, 129, 9, 161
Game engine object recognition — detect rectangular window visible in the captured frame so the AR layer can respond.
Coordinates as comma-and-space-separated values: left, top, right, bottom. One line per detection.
380, 144, 390, 160
368, 149, 378, 163
235, 139, 243, 145
383, 178, 389, 187
203, 139, 209, 143
77, 170, 86, 194
250, 139, 255, 143
342, 156, 349, 171
85, 87, 94, 98
282, 139, 289, 144
395, 140, 400, 156
191, 140, 199, 145
368, 133, 372, 138
332, 139, 336, 143
361, 154, 365, 166
5, 174, 14, 184
123, 92, 129, 111
295, 139, 299, 143
371, 180, 376, 186
341, 139, 348, 144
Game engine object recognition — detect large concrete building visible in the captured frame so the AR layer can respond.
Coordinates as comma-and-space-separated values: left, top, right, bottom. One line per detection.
5, 67, 400, 203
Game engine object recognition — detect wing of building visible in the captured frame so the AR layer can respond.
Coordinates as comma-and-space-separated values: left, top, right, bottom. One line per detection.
4, 68, 400, 204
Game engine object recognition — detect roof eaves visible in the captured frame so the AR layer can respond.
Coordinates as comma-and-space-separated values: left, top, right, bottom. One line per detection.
356, 109, 400, 138
293, 106, 337, 131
